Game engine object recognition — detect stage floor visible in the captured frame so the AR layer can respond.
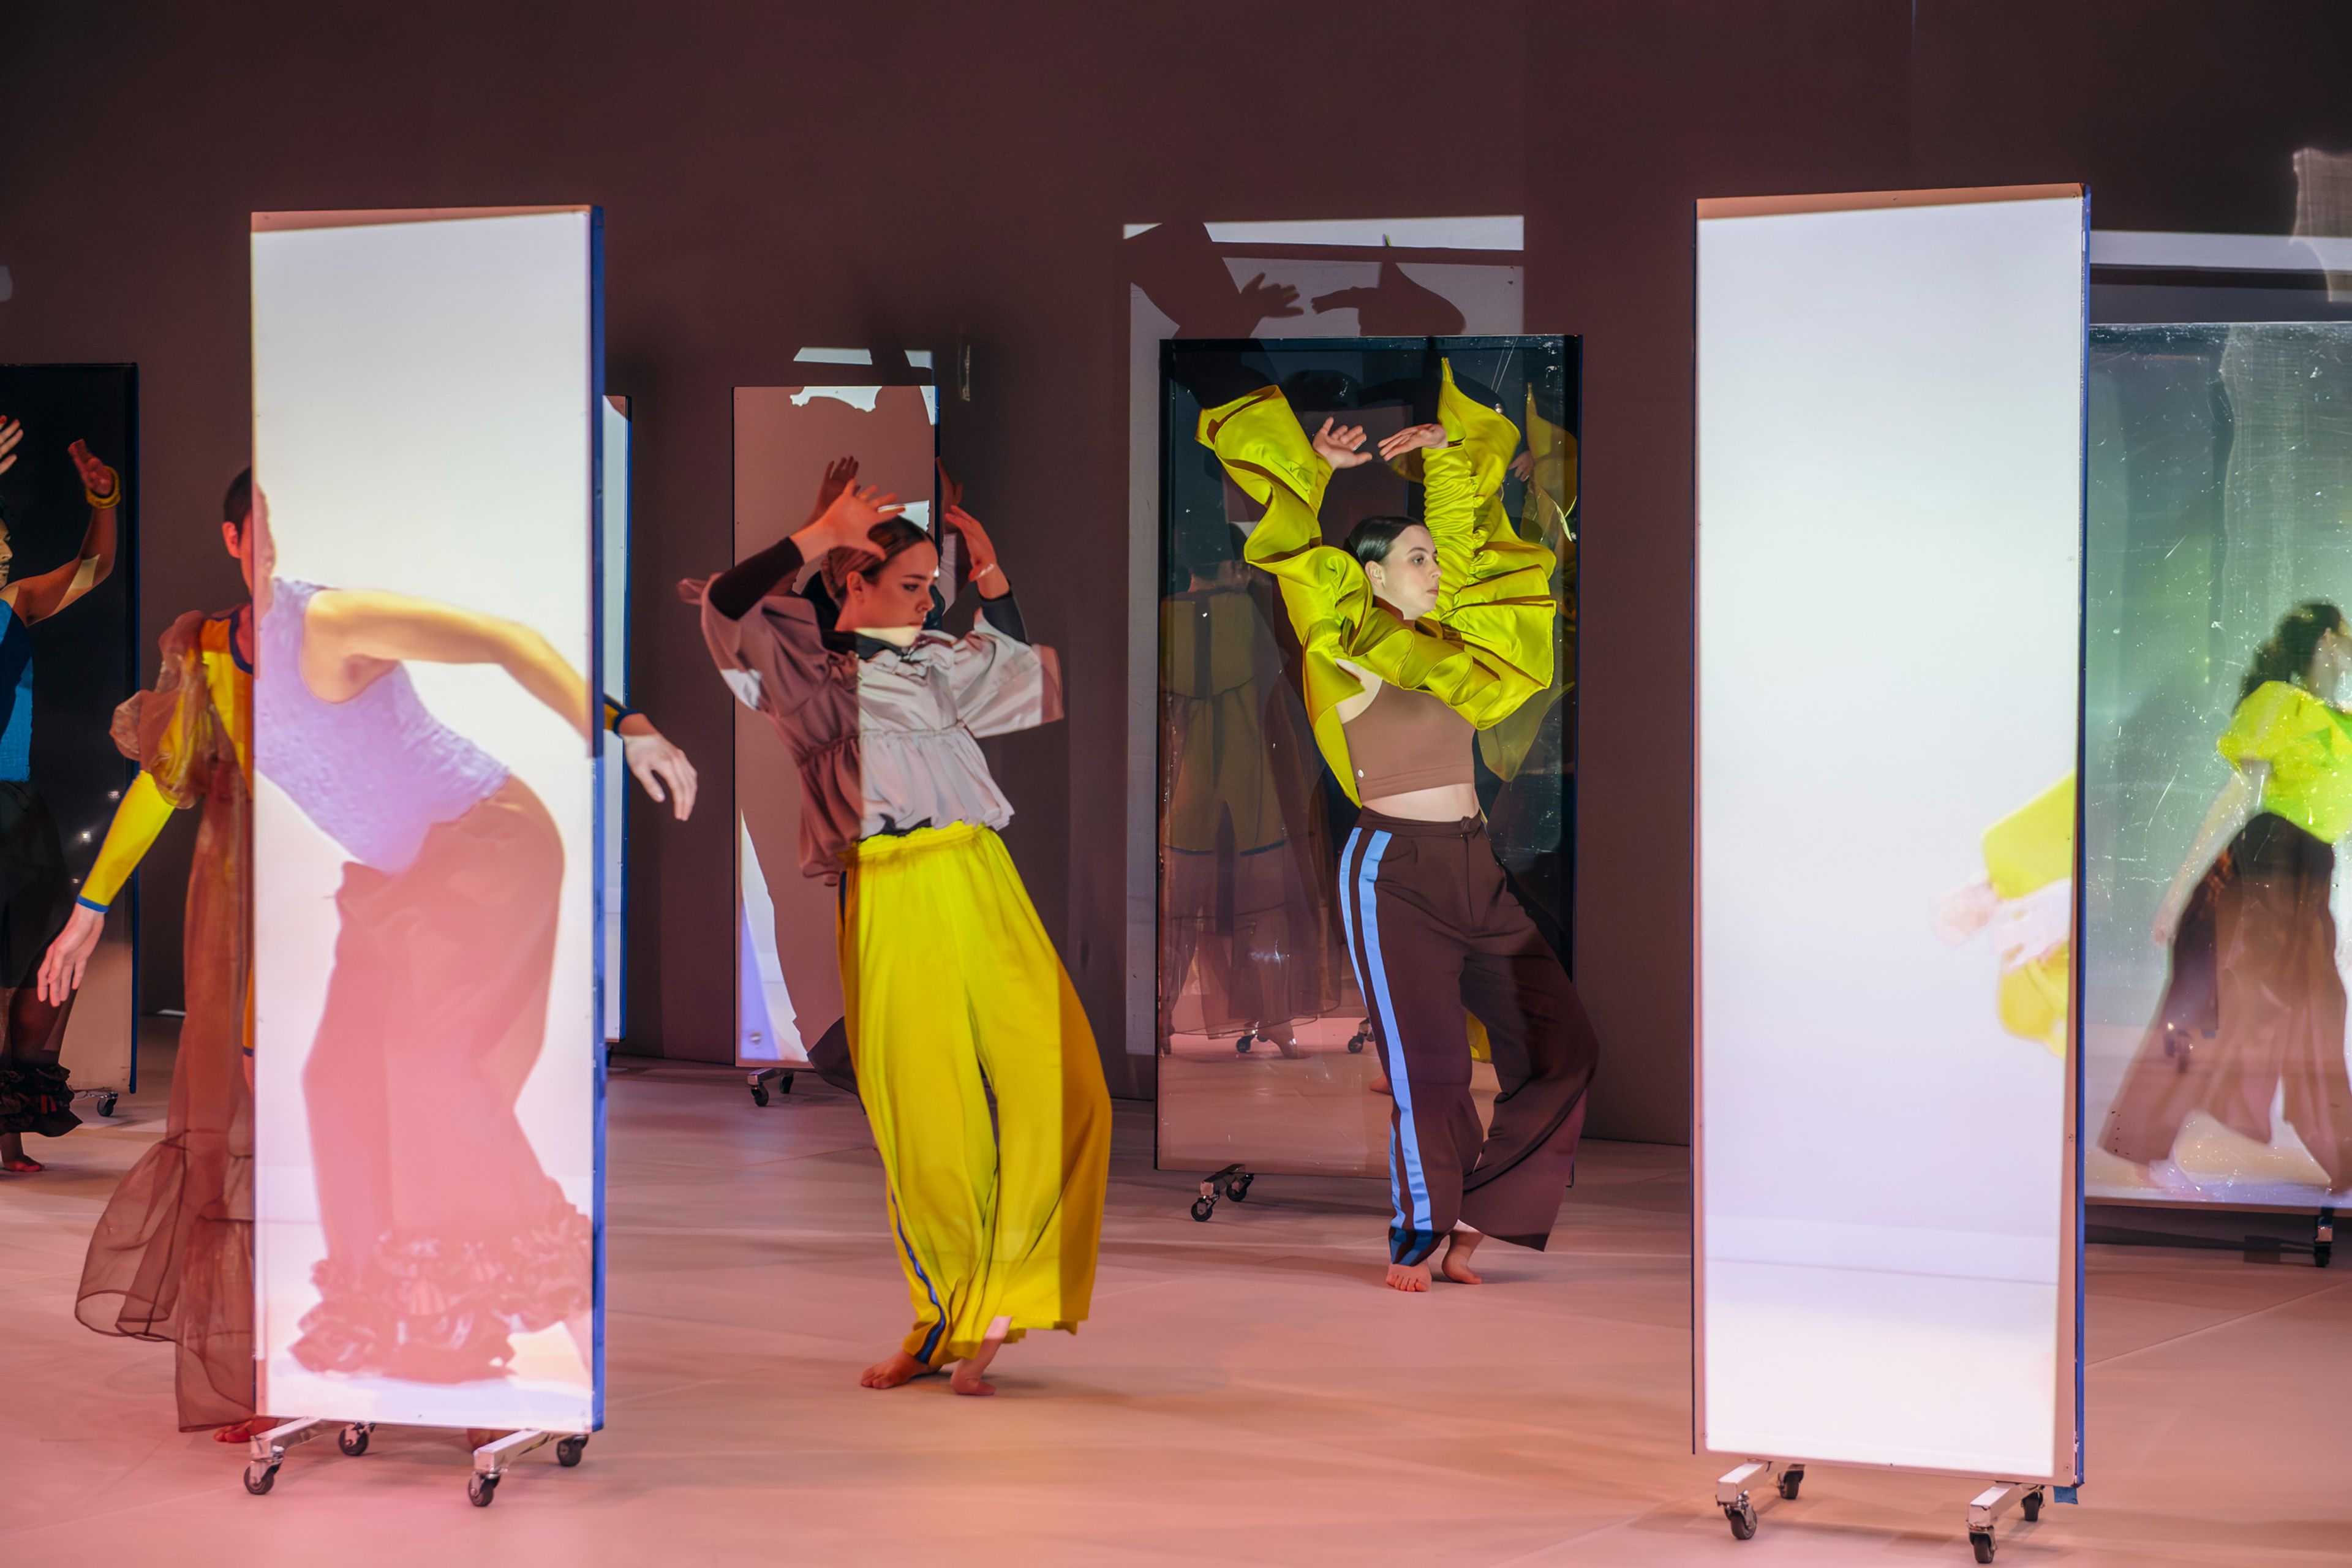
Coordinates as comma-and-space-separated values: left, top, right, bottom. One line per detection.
2, 1031, 2346, 1565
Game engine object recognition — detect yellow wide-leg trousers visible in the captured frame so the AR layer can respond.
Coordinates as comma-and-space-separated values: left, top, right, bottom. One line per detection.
840, 823, 1112, 1367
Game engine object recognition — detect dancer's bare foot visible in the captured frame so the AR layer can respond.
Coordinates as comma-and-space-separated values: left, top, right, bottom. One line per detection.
2142, 1158, 2208, 1197
1439, 1227, 1485, 1284
860, 1351, 931, 1389
1, 1133, 39, 1172
1384, 1261, 1432, 1291
949, 1316, 1012, 1396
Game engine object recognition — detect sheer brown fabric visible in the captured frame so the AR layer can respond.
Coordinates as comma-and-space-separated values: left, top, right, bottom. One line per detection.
1158, 581, 1348, 1043
2101, 812, 2352, 1188
75, 611, 255, 1431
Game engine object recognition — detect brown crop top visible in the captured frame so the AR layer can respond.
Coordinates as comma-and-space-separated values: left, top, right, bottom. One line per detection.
1341, 681, 1476, 799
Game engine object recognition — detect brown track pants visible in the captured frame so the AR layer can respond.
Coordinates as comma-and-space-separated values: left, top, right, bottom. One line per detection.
1338, 812, 1599, 1265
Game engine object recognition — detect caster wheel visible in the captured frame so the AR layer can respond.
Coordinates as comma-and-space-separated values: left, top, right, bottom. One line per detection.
1227, 1175, 1253, 1202
1235, 1033, 1254, 1054
469, 1473, 499, 1507
97, 1092, 118, 1117
2021, 1490, 2040, 1523
2315, 1242, 2332, 1268
243, 1462, 277, 1496
1346, 1037, 1365, 1054
556, 1436, 587, 1468
337, 1424, 369, 1457
1189, 1197, 1215, 1222
1970, 1529, 1996, 1563
1777, 1469, 1801, 1501
751, 1087, 769, 1107
1725, 1501, 1756, 1540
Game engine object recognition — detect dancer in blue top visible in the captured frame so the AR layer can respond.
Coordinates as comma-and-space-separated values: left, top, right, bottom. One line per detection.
0, 415, 121, 1174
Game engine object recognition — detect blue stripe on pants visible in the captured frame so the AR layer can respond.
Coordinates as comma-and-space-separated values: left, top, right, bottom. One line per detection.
1340, 829, 1432, 1241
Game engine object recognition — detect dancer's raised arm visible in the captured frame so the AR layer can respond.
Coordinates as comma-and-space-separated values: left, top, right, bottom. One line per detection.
300, 590, 592, 739
4, 436, 123, 625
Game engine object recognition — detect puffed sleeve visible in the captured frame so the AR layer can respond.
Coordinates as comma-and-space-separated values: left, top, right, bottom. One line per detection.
679, 576, 833, 724
948, 619, 1063, 737
1419, 361, 1558, 690
2218, 681, 2313, 767
1207, 382, 1555, 802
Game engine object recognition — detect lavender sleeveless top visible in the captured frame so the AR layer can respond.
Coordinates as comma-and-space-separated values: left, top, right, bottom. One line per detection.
256, 579, 508, 873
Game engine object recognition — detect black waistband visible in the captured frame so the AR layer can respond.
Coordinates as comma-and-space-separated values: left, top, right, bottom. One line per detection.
1352, 810, 1485, 839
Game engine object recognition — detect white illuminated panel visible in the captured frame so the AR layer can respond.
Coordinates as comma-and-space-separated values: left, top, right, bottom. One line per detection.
1695, 187, 2086, 1480
252, 206, 601, 1432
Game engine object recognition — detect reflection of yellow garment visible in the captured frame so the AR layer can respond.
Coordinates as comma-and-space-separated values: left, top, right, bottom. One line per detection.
1159, 590, 1286, 855
2219, 680, 2352, 842
842, 823, 1111, 1369
1212, 363, 1555, 803
81, 614, 251, 911
1983, 776, 2074, 1055
1479, 390, 1580, 783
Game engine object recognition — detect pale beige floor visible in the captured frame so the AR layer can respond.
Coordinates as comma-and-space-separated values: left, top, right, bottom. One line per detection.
1, 1034, 2346, 1566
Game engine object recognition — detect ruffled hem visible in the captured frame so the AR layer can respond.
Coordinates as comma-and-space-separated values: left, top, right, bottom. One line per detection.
0, 1060, 79, 1137
288, 1199, 591, 1383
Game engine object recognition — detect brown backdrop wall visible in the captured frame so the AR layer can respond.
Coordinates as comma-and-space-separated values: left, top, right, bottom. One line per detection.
5, 1, 2347, 1138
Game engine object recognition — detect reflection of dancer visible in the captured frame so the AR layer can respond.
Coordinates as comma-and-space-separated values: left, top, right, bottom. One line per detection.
0, 418, 120, 1172
1933, 777, 2075, 1055
2103, 603, 2352, 1194
688, 480, 1110, 1396
1207, 360, 1600, 1291
1159, 555, 1340, 1055
57, 473, 692, 1427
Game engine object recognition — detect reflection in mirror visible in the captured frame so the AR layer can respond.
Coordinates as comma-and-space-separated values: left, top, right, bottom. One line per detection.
0, 364, 137, 1156
2085, 322, 2352, 1208
1155, 336, 1583, 1193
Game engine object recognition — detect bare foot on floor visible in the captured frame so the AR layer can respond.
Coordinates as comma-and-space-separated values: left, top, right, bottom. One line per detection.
949, 1317, 1012, 1396
1385, 1260, 1431, 1292
860, 1351, 932, 1389
1438, 1228, 1485, 1284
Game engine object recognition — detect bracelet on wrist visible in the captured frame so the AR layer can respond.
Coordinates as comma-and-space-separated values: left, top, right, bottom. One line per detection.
85, 465, 123, 509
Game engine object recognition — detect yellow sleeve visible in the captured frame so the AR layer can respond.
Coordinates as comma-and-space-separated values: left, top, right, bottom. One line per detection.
1419, 361, 1556, 692
1206, 383, 1552, 802
1981, 775, 2075, 900
2218, 682, 2310, 767
77, 771, 175, 912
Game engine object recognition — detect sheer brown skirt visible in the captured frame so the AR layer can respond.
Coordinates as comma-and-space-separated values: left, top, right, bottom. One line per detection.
2101, 812, 2352, 1189
74, 763, 254, 1430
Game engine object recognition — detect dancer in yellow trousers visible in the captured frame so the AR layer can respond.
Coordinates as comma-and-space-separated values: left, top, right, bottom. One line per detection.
687, 465, 1109, 1395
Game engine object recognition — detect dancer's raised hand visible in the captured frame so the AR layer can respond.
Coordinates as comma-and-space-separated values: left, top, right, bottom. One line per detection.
810, 455, 859, 520
1312, 418, 1373, 470
1376, 423, 1448, 461
943, 503, 1008, 597
68, 439, 118, 500
795, 483, 904, 559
